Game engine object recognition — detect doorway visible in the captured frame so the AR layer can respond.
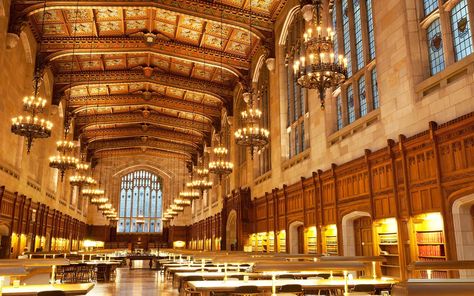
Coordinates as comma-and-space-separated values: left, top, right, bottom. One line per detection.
354, 217, 374, 256
226, 210, 237, 250
452, 193, 474, 278
342, 211, 372, 256
288, 221, 304, 254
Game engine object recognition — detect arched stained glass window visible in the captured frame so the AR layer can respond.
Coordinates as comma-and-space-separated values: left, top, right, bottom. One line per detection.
427, 19, 445, 75
358, 76, 367, 117
371, 68, 379, 109
353, 0, 364, 70
342, 0, 353, 77
117, 170, 163, 233
450, 0, 472, 61
366, 0, 376, 60
347, 85, 355, 124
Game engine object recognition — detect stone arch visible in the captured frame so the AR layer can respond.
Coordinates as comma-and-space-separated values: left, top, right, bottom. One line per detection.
252, 54, 266, 83
19, 30, 34, 64
452, 192, 474, 278
341, 211, 371, 256
226, 209, 237, 251
278, 5, 301, 46
288, 220, 304, 254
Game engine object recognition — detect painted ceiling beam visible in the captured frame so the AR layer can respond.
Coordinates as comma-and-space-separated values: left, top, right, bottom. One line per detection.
41, 37, 249, 74
69, 94, 222, 120
54, 70, 233, 104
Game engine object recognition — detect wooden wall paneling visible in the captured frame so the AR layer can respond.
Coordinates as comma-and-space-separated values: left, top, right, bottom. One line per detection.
272, 188, 279, 252
0, 186, 4, 214
283, 184, 289, 253
10, 193, 18, 237
429, 121, 454, 262
314, 171, 323, 252
365, 150, 376, 217
398, 135, 413, 217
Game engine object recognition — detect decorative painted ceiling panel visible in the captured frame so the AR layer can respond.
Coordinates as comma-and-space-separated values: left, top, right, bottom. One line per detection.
31, 8, 260, 58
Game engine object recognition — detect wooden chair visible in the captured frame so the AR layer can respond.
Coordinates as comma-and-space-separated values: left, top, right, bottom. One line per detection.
37, 291, 66, 296
231, 285, 260, 296
278, 284, 304, 296
183, 275, 204, 296
351, 284, 376, 295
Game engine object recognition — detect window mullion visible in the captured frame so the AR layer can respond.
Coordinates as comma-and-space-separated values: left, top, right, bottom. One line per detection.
439, 3, 456, 66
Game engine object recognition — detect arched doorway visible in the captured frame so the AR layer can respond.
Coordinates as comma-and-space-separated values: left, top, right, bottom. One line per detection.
226, 210, 237, 251
288, 221, 304, 254
342, 211, 373, 256
0, 224, 10, 259
452, 193, 474, 278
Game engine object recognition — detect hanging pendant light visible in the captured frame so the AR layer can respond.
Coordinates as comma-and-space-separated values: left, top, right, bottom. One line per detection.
49, 140, 79, 180
209, 133, 233, 181
294, 0, 347, 109
11, 1, 53, 153
234, 90, 270, 159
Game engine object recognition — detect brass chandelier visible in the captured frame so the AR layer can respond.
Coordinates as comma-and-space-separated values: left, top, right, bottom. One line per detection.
69, 161, 96, 187
49, 140, 79, 179
11, 1, 52, 154
187, 164, 213, 192
293, 0, 348, 109
234, 90, 270, 159
209, 133, 233, 181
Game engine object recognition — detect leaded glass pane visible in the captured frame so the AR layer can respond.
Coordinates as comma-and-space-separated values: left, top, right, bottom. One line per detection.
371, 69, 379, 109
342, 0, 353, 77
353, 0, 364, 70
423, 0, 438, 16
347, 85, 355, 123
366, 0, 376, 59
332, 2, 338, 56
336, 94, 343, 130
427, 19, 445, 75
359, 76, 367, 116
450, 0, 472, 61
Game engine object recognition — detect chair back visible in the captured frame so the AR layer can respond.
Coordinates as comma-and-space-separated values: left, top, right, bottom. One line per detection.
279, 284, 303, 293
352, 284, 376, 293
37, 291, 66, 296
232, 285, 260, 295
277, 274, 296, 279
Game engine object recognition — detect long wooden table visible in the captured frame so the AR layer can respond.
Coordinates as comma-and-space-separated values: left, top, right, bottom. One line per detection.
188, 278, 397, 296
1, 283, 94, 295
127, 255, 157, 269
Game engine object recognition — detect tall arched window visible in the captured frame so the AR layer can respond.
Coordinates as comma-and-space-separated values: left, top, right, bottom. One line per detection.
285, 12, 309, 159
117, 170, 163, 233
256, 60, 271, 177
332, 0, 379, 131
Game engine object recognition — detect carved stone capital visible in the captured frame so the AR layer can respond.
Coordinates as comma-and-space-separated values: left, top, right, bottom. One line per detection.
265, 58, 276, 72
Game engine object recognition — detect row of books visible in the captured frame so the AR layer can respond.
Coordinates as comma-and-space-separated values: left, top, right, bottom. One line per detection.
418, 245, 444, 257
416, 231, 444, 243
419, 270, 448, 279
419, 257, 446, 262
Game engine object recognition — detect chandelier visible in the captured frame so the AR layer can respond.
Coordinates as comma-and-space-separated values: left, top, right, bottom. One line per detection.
292, 0, 348, 109
11, 1, 53, 154
70, 161, 96, 187
171, 204, 184, 213
234, 90, 270, 158
90, 196, 109, 205
11, 96, 53, 153
209, 136, 233, 181
175, 197, 192, 206
187, 161, 213, 192
179, 189, 200, 200
98, 203, 112, 210
49, 140, 79, 179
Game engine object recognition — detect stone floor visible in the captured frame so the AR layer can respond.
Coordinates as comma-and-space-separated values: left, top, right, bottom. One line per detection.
88, 267, 178, 296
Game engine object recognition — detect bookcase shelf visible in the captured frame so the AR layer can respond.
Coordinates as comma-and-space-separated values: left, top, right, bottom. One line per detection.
306, 226, 317, 254
412, 213, 447, 279
323, 225, 338, 255
375, 218, 400, 278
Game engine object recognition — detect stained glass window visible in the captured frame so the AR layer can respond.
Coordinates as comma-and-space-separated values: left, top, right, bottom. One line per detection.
450, 0, 472, 61
359, 76, 367, 117
423, 0, 438, 16
366, 0, 376, 59
285, 12, 309, 159
342, 0, 353, 77
347, 85, 355, 124
332, 0, 339, 56
336, 94, 343, 130
427, 18, 445, 75
371, 68, 379, 109
353, 0, 364, 70
117, 170, 163, 233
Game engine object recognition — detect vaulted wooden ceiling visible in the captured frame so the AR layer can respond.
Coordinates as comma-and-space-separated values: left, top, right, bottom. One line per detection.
10, 0, 285, 162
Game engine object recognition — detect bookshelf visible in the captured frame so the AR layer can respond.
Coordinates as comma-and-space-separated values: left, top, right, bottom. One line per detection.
412, 212, 447, 279
375, 218, 400, 278
268, 231, 275, 252
278, 230, 286, 253
306, 226, 317, 254
323, 224, 338, 255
